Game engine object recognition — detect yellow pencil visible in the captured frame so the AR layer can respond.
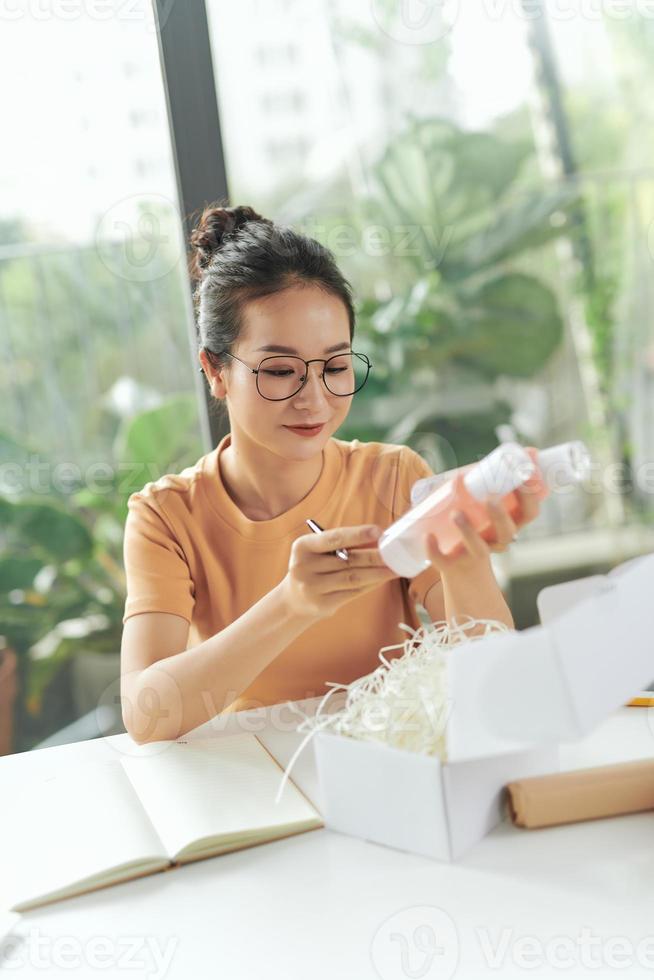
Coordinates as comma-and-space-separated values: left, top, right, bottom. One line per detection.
627, 693, 654, 707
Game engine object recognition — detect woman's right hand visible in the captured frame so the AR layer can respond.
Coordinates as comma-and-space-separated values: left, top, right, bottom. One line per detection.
280, 524, 401, 620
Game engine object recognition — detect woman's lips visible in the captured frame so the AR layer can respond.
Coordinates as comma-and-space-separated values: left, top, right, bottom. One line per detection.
283, 424, 325, 437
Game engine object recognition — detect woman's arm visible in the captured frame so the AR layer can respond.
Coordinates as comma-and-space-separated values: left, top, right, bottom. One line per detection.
440, 562, 514, 630
420, 491, 541, 632
120, 582, 320, 744
421, 569, 513, 630
422, 580, 445, 623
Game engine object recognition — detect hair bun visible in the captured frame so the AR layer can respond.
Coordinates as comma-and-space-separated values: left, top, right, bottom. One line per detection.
188, 203, 269, 281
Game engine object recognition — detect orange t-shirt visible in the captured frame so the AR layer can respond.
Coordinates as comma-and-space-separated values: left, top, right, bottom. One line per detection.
121, 432, 441, 714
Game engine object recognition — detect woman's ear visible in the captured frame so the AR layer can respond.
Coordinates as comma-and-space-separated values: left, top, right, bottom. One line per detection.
199, 349, 227, 400
212, 372, 228, 400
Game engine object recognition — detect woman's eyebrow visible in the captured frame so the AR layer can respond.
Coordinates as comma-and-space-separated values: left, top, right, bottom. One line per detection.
254, 342, 351, 354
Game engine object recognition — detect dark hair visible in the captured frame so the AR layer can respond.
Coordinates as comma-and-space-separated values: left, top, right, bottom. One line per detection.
187, 201, 356, 419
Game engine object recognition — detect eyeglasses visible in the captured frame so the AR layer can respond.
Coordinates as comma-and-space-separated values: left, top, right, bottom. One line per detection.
200, 349, 372, 401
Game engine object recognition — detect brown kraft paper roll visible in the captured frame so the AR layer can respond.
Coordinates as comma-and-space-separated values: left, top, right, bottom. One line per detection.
505, 758, 654, 829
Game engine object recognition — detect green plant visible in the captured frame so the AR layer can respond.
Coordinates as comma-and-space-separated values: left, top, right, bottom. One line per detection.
0, 393, 203, 750
334, 118, 580, 462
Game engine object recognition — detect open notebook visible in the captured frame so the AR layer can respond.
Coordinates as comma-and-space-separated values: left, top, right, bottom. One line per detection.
1, 734, 322, 913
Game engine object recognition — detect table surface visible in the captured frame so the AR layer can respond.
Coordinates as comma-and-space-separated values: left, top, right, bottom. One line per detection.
1, 702, 654, 980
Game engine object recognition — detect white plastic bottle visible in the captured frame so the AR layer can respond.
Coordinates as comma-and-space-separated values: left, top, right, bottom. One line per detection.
379, 441, 591, 578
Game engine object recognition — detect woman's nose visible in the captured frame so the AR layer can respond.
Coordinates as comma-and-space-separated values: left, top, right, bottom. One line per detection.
298, 363, 329, 395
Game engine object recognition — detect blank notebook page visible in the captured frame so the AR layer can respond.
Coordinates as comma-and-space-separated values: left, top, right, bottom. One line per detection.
119, 733, 320, 858
0, 760, 166, 910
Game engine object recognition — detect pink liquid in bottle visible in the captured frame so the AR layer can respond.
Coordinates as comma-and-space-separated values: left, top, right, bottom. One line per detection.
378, 441, 591, 577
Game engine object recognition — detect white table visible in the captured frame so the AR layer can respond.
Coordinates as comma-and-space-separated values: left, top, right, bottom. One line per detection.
1, 703, 654, 980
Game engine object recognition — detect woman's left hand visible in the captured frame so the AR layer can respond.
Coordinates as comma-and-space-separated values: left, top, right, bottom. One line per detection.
486, 482, 542, 554
425, 484, 542, 577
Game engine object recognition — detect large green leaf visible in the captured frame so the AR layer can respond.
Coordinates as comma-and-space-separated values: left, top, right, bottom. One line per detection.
382, 391, 513, 467
0, 495, 14, 524
9, 500, 94, 562
112, 394, 203, 494
0, 600, 53, 655
443, 184, 580, 281
421, 407, 514, 467
460, 273, 564, 377
0, 557, 44, 590
0, 430, 42, 467
374, 119, 457, 227
435, 129, 530, 204
372, 119, 532, 249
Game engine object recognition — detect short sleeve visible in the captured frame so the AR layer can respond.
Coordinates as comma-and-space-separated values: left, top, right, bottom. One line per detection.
392, 446, 442, 609
122, 492, 195, 624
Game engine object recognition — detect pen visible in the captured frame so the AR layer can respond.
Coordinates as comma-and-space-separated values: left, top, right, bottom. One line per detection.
305, 518, 349, 561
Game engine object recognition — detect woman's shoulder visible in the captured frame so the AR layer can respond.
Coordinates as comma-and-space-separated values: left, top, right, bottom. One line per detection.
125, 450, 213, 518
331, 437, 435, 516
332, 435, 403, 464
332, 436, 431, 475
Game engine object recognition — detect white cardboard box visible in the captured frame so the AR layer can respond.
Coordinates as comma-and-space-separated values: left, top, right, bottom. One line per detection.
447, 552, 654, 760
314, 731, 557, 861
313, 553, 654, 861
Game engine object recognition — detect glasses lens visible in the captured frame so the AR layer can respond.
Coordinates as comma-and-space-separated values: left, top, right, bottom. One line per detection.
257, 353, 369, 400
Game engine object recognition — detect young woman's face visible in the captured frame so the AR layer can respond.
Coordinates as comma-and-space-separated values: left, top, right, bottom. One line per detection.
212, 284, 354, 457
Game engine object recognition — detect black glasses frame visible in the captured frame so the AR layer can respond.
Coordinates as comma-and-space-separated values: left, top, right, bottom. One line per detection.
200, 348, 373, 401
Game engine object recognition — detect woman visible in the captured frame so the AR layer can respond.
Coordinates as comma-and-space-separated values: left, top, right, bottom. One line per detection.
120, 204, 539, 744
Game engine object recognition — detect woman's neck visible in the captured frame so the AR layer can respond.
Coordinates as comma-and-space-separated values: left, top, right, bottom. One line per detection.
218, 432, 325, 521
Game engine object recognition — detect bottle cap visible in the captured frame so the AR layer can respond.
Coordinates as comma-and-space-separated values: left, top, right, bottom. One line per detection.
463, 443, 535, 502
537, 441, 591, 488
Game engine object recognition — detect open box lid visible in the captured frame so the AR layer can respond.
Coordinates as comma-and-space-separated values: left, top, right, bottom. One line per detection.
445, 552, 654, 762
